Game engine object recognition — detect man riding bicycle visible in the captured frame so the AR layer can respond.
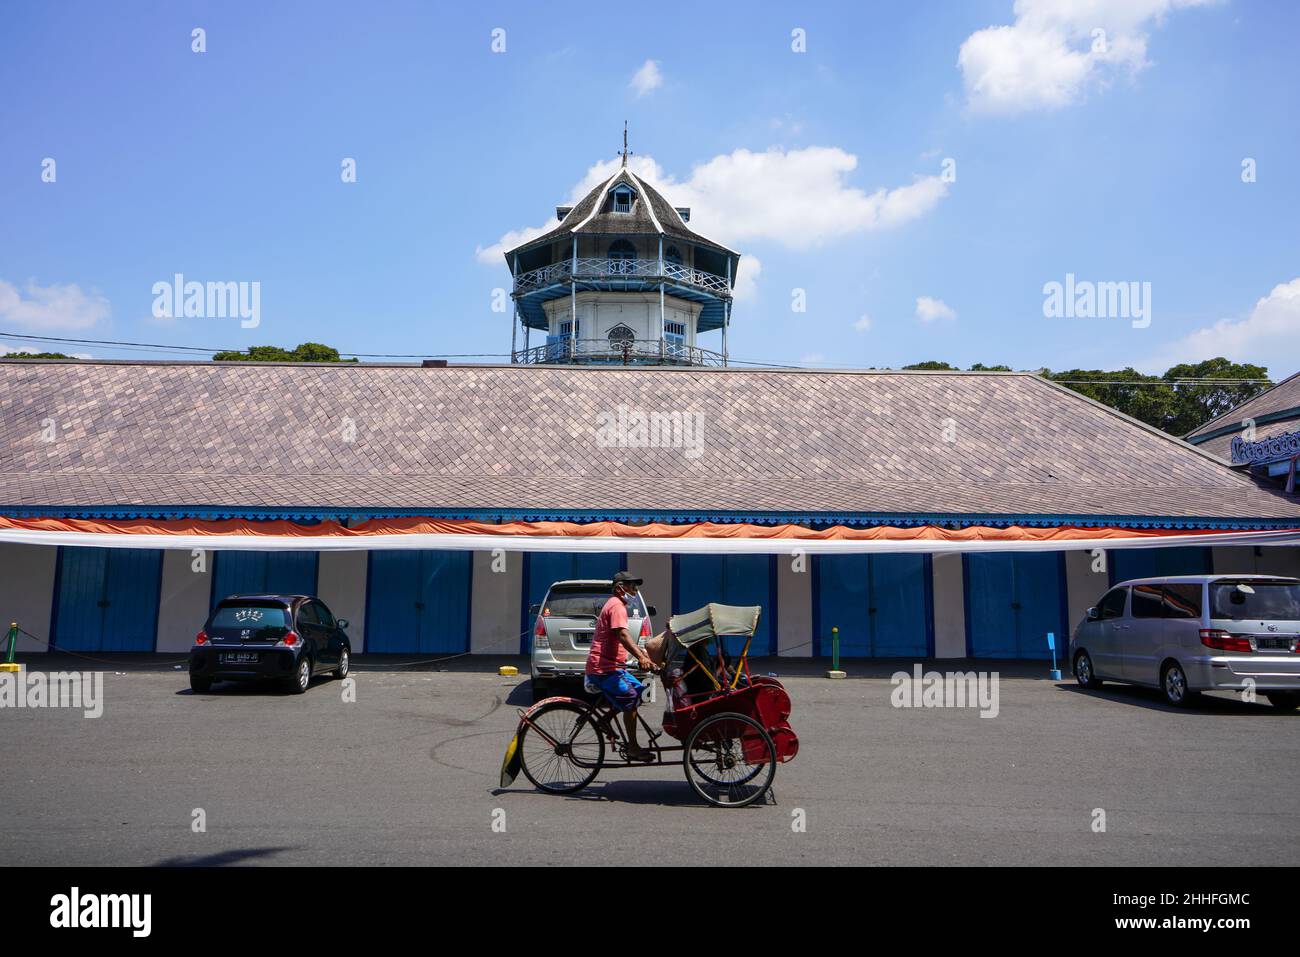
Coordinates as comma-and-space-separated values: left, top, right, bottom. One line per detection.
584, 570, 655, 761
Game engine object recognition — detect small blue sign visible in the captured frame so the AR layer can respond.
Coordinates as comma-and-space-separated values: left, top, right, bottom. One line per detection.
1046, 632, 1055, 650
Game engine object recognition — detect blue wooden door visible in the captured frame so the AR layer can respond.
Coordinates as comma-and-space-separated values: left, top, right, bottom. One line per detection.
366, 550, 471, 654
520, 552, 625, 652
53, 547, 162, 651
674, 554, 775, 655
211, 550, 319, 609
965, 552, 1066, 659
1110, 546, 1211, 585
815, 555, 931, 657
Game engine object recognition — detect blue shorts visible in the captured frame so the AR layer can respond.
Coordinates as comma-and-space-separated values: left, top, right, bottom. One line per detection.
585, 670, 645, 712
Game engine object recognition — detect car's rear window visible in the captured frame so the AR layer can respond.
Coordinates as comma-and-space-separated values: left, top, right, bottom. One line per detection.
1210, 582, 1300, 621
544, 586, 647, 619
209, 603, 291, 634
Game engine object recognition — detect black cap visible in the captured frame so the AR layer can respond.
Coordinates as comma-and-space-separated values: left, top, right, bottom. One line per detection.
612, 571, 643, 587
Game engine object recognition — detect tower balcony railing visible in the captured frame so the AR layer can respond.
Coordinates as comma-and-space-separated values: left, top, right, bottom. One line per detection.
511, 336, 726, 366
513, 258, 731, 298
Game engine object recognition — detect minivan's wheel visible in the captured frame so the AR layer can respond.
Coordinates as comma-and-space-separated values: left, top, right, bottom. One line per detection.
190, 675, 213, 693
333, 648, 350, 680
1161, 661, 1197, 708
286, 656, 312, 694
1265, 692, 1299, 712
1074, 651, 1103, 689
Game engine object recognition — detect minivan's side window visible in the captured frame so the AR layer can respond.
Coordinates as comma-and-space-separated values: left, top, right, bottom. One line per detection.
1162, 583, 1202, 619
1098, 588, 1127, 619
1131, 584, 1164, 618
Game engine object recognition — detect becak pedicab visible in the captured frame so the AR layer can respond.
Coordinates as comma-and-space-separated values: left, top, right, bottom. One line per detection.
499, 603, 798, 808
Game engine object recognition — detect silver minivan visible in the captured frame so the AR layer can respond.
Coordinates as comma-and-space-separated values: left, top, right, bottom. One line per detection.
529, 579, 655, 700
1071, 574, 1300, 709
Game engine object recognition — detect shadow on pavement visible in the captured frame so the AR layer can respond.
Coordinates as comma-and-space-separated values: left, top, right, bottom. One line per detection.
153, 846, 298, 867
1059, 681, 1293, 715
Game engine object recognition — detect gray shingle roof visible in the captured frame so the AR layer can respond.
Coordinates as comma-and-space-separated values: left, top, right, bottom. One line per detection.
3, 361, 1299, 525
1185, 370, 1300, 459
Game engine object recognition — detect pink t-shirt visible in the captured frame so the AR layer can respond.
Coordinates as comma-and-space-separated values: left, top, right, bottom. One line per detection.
585, 596, 629, 675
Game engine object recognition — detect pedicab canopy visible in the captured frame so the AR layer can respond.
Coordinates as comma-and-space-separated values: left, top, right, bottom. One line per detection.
668, 604, 762, 647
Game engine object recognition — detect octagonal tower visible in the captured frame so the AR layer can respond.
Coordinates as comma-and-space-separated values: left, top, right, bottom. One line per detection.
505, 156, 740, 366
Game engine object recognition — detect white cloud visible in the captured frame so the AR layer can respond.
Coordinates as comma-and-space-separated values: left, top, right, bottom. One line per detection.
630, 59, 663, 97
0, 278, 110, 331
958, 0, 1217, 115
477, 147, 950, 263
1142, 278, 1300, 372
732, 255, 761, 302
916, 296, 956, 323
799, 353, 827, 365
854, 314, 872, 332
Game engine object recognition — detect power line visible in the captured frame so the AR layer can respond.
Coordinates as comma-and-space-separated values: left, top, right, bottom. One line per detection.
0, 330, 1278, 385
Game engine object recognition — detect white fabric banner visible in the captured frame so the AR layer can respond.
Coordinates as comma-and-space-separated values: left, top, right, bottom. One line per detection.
0, 526, 1297, 554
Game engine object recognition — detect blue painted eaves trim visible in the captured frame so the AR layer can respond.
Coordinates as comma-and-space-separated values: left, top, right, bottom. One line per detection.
1, 504, 1298, 531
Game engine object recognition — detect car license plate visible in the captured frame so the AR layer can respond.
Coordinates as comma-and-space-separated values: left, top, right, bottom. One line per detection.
220, 652, 259, 663
573, 632, 593, 644
1254, 637, 1291, 651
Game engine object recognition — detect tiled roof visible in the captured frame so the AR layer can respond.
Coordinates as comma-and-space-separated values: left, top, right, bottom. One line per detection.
3, 361, 1300, 525
1185, 371, 1300, 459
508, 168, 734, 258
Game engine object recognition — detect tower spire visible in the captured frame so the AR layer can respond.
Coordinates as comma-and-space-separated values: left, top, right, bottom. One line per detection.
620, 121, 631, 167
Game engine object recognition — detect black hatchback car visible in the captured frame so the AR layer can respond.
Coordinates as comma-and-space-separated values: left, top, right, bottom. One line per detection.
189, 594, 352, 694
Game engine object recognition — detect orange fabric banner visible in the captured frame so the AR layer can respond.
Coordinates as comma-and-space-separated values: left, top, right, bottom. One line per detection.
0, 514, 1268, 543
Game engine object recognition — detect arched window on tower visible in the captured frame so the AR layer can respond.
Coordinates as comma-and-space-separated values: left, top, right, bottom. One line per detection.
607, 239, 636, 275
607, 323, 636, 354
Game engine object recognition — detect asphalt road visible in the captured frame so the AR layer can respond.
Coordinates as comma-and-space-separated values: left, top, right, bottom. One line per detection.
2, 656, 1298, 866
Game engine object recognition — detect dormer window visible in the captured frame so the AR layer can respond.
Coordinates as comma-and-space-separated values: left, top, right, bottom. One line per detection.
612, 185, 634, 213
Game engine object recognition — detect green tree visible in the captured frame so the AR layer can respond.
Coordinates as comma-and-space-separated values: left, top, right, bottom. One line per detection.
902, 360, 958, 371
1162, 358, 1269, 435
213, 342, 357, 363
969, 363, 1012, 371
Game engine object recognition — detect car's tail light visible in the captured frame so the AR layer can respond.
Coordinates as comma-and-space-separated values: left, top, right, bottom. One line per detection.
277, 631, 300, 647
195, 630, 208, 645
640, 617, 652, 639
533, 616, 548, 648
1200, 629, 1251, 653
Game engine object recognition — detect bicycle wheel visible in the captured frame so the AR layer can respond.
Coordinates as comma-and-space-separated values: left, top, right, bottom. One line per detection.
683, 712, 775, 808
517, 701, 605, 794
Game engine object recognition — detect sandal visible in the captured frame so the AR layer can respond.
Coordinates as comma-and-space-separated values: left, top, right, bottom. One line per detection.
626, 747, 656, 763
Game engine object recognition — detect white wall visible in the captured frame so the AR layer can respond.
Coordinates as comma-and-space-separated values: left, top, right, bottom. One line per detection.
931, 553, 966, 658
1066, 549, 1110, 640
776, 554, 811, 657
0, 543, 57, 653
626, 552, 671, 632
156, 548, 212, 652
1212, 545, 1300, 577
470, 550, 523, 654
317, 551, 368, 652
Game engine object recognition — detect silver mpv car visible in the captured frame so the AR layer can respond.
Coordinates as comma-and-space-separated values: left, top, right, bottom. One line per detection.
1071, 574, 1300, 710
529, 579, 654, 701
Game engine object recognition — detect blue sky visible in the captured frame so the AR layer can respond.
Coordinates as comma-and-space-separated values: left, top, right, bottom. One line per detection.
1, 0, 1298, 375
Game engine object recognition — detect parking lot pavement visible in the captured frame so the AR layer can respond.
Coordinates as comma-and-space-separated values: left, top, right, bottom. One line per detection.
2, 656, 1298, 866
